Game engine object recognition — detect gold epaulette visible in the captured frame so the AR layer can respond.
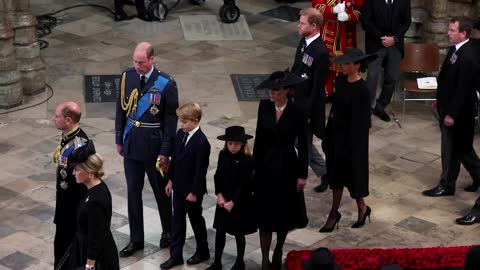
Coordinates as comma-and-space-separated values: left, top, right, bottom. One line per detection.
120, 72, 139, 117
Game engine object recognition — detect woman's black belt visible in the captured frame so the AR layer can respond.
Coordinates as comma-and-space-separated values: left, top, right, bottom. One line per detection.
127, 118, 162, 128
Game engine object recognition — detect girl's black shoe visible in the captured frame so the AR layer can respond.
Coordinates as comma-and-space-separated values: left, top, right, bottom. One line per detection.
351, 206, 371, 228
319, 211, 341, 233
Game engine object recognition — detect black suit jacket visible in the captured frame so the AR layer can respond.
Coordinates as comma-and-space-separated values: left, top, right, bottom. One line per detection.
436, 40, 479, 150
167, 128, 211, 198
291, 36, 329, 140
115, 67, 179, 161
361, 0, 411, 57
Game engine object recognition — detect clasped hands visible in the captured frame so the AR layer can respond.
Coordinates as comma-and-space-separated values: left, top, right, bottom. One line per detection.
333, 2, 349, 22
217, 193, 235, 212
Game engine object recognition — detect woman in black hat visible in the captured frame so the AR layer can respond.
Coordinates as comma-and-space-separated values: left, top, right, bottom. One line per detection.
320, 48, 375, 232
206, 126, 257, 270
253, 71, 309, 270
63, 141, 119, 270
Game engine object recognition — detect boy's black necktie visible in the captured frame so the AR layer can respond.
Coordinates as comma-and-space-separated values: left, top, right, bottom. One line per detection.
180, 132, 189, 152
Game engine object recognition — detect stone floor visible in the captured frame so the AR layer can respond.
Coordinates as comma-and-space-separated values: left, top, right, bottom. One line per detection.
1, 0, 480, 269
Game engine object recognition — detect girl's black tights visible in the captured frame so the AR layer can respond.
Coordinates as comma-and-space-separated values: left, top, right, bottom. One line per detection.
214, 230, 246, 264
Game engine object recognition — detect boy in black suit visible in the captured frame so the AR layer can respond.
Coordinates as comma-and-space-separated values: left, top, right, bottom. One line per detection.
161, 102, 211, 269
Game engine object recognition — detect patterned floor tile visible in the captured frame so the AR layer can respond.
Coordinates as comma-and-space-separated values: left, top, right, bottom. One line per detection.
0, 251, 37, 270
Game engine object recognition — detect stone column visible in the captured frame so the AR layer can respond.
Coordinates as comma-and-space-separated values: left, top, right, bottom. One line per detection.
424, 1, 449, 50
0, 0, 23, 108
13, 0, 46, 96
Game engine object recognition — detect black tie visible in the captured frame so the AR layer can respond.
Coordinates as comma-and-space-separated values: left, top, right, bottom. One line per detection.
140, 75, 147, 90
386, 0, 393, 34
179, 132, 189, 152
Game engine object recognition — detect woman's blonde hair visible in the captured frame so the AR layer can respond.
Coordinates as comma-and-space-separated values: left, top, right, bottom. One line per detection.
222, 141, 252, 157
77, 153, 105, 178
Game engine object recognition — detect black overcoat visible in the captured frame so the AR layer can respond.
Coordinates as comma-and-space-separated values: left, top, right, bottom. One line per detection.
326, 76, 370, 199
68, 181, 119, 270
212, 151, 256, 235
253, 100, 309, 231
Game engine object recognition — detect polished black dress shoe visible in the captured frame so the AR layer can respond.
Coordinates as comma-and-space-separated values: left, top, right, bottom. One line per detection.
422, 185, 454, 197
313, 177, 328, 193
205, 262, 223, 270
159, 233, 170, 249
373, 104, 391, 122
231, 260, 245, 270
455, 213, 480, 225
119, 242, 144, 257
160, 257, 184, 269
464, 182, 480, 192
187, 251, 210, 265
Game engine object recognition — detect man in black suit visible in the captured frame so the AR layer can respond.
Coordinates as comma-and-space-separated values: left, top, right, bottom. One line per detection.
422, 17, 480, 205
115, 42, 178, 257
361, 0, 411, 122
160, 102, 211, 269
291, 7, 330, 192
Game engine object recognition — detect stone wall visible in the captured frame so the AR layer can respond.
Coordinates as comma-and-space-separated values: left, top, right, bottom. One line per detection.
0, 0, 45, 109
410, 0, 480, 51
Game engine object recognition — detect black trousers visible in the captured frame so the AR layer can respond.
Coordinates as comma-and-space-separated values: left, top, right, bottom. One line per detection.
170, 193, 208, 259
124, 157, 172, 243
439, 123, 480, 192
54, 223, 75, 269
366, 46, 401, 109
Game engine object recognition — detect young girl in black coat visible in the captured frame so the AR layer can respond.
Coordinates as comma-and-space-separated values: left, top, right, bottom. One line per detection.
206, 126, 257, 270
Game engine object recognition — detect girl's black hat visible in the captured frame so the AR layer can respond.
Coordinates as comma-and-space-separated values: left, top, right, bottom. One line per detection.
217, 126, 253, 141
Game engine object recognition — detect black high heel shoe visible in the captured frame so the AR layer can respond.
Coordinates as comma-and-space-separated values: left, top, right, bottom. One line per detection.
319, 211, 341, 233
351, 206, 371, 228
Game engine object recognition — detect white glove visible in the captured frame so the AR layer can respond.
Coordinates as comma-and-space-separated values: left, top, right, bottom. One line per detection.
337, 12, 349, 22
332, 2, 345, 14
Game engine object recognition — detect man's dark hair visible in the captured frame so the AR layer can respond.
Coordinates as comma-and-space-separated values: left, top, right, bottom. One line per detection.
450, 16, 473, 38
62, 105, 81, 123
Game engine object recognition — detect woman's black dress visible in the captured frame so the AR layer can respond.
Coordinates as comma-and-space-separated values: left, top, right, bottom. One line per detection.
212, 150, 257, 236
68, 181, 119, 270
326, 75, 371, 199
253, 99, 309, 231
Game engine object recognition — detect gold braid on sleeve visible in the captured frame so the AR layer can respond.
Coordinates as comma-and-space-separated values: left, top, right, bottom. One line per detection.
120, 72, 139, 117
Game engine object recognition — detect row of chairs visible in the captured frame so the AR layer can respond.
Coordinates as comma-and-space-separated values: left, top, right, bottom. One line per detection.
399, 42, 479, 126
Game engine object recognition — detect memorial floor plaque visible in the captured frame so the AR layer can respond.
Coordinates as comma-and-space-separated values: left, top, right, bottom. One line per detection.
84, 75, 121, 103
180, 15, 253, 41
259, 6, 301, 22
230, 74, 269, 101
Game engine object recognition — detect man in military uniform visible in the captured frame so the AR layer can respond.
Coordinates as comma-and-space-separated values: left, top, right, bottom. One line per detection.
116, 42, 179, 257
52, 101, 90, 269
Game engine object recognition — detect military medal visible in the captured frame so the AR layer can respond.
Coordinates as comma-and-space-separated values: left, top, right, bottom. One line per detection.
149, 89, 161, 115
60, 180, 69, 190
60, 168, 67, 179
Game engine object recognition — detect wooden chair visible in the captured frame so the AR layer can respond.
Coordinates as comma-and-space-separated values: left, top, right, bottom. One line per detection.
400, 43, 440, 121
